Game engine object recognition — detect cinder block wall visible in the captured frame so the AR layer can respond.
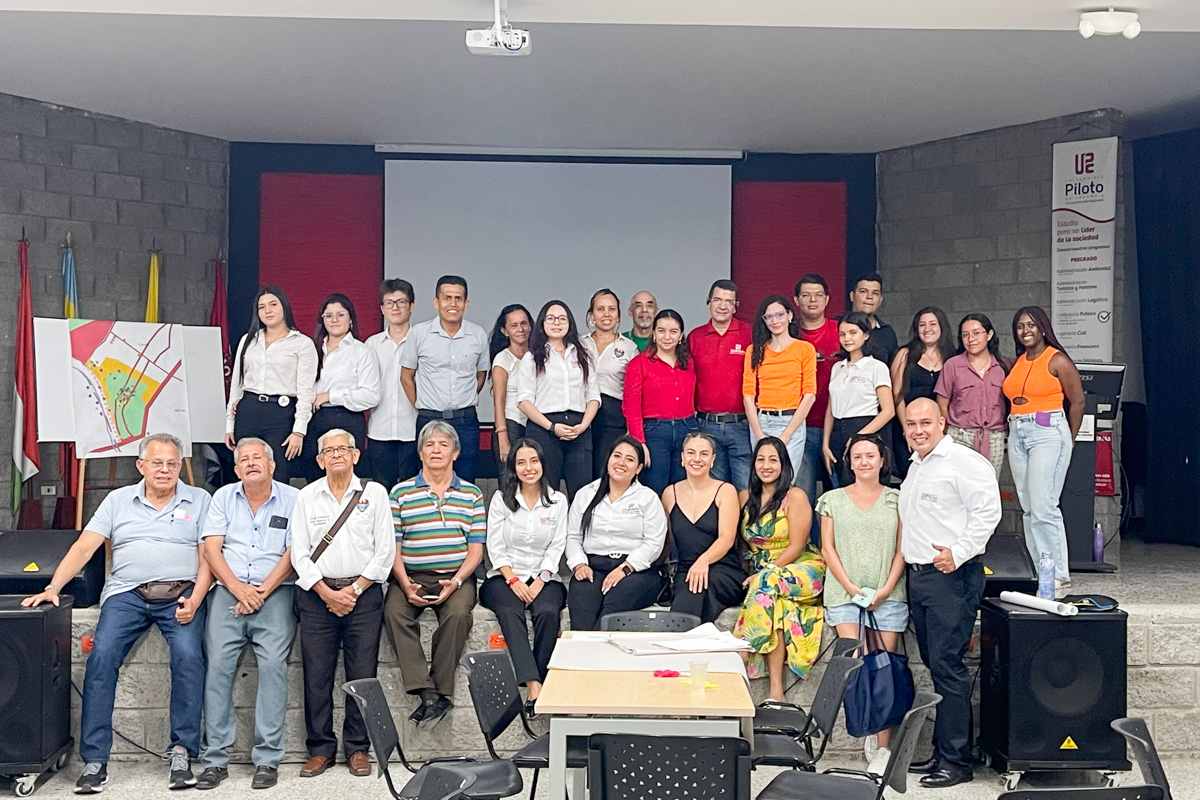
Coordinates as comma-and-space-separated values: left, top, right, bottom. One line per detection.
875, 108, 1133, 553
0, 92, 227, 528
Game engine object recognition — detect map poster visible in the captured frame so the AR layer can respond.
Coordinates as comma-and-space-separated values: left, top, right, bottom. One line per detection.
1051, 136, 1118, 363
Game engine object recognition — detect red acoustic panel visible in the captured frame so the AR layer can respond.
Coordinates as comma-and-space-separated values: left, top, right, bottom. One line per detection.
259, 172, 383, 340
731, 181, 847, 322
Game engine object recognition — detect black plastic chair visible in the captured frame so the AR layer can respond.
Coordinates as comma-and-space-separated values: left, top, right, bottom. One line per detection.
753, 638, 859, 736
598, 610, 701, 632
1112, 717, 1173, 800
462, 650, 588, 800
755, 691, 941, 800
417, 765, 477, 800
752, 655, 862, 769
997, 789, 1164, 800
343, 678, 523, 800
587, 734, 752, 800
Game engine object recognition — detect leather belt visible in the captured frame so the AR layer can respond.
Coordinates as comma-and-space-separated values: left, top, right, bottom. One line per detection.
759, 408, 798, 417
698, 412, 746, 423
417, 407, 477, 420
322, 576, 360, 590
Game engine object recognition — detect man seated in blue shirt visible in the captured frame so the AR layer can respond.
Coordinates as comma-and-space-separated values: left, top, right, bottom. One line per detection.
194, 437, 299, 791
23, 433, 213, 795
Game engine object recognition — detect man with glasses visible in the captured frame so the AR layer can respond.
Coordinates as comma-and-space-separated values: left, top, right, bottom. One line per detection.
367, 279, 418, 489
23, 433, 212, 794
686, 279, 753, 488
290, 430, 394, 780
195, 437, 298, 791
400, 275, 490, 482
794, 274, 841, 537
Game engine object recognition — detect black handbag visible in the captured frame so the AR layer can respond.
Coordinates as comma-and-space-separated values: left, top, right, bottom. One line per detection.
843, 609, 916, 737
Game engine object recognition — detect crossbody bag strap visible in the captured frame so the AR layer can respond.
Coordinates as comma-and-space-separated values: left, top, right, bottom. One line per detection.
310, 489, 364, 564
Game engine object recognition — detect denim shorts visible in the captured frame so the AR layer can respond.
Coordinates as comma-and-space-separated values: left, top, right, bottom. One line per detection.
824, 600, 909, 632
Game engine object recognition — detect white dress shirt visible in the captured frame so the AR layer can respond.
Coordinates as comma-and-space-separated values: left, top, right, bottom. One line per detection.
485, 489, 568, 581
829, 355, 891, 419
516, 345, 601, 414
400, 318, 490, 411
565, 479, 667, 572
491, 349, 527, 425
366, 328, 417, 441
227, 329, 319, 435
899, 434, 1002, 568
315, 335, 381, 412
582, 334, 639, 399
289, 474, 396, 590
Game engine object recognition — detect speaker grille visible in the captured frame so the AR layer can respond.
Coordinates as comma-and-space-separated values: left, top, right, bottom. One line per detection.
1029, 639, 1104, 716
0, 619, 41, 763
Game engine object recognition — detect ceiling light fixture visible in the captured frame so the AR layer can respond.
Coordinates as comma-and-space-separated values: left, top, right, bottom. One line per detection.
1078, 8, 1141, 39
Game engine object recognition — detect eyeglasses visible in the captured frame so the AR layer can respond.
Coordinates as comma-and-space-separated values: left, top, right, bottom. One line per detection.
709, 297, 738, 307
319, 445, 354, 457
762, 312, 789, 323
962, 330, 988, 340
322, 312, 349, 321
544, 315, 569, 324
143, 459, 181, 471
382, 299, 410, 309
797, 292, 826, 301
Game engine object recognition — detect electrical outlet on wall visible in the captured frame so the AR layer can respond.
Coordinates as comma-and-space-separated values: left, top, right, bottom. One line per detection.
39, 484, 57, 497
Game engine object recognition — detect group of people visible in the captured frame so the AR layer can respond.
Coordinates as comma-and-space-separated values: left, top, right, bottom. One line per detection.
23, 270, 1087, 794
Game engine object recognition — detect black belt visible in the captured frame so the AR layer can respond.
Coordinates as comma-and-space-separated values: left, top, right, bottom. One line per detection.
759, 408, 798, 417
417, 406, 477, 420
698, 412, 745, 423
322, 576, 360, 590
643, 415, 697, 423
908, 556, 980, 573
248, 393, 297, 407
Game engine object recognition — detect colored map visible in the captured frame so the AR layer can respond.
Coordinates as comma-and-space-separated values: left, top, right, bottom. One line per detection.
69, 320, 191, 458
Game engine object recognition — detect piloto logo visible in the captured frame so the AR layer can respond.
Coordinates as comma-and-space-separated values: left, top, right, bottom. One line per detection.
1074, 152, 1095, 175
1066, 151, 1104, 196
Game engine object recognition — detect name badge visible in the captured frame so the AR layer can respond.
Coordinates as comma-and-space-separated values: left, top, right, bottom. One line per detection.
311, 514, 330, 527
269, 515, 289, 529
919, 492, 941, 506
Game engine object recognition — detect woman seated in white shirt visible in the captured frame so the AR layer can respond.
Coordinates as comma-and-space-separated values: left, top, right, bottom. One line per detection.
225, 285, 318, 481
565, 436, 668, 631
479, 437, 568, 711
298, 293, 382, 480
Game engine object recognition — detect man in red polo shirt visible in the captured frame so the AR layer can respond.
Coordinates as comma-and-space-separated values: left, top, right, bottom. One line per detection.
687, 280, 753, 489
794, 274, 841, 541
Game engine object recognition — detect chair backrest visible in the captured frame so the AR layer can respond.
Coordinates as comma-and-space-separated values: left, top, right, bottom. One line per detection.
463, 650, 524, 755
343, 678, 400, 776
832, 636, 860, 658
417, 765, 478, 800
881, 690, 942, 794
997, 788, 1164, 800
1112, 717, 1172, 800
599, 611, 702, 632
809, 656, 863, 741
587, 734, 751, 800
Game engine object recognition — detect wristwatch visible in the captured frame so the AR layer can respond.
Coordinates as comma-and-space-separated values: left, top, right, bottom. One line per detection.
538, 570, 553, 583
620, 563, 635, 577
351, 582, 364, 597
452, 577, 463, 590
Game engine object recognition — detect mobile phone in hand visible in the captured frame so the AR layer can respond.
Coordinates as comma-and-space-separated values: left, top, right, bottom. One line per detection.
421, 594, 441, 601
851, 587, 876, 608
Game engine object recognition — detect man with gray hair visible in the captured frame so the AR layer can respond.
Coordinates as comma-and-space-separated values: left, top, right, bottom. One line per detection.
385, 419, 484, 726
23, 433, 212, 794
195, 437, 299, 791
289, 429, 394, 779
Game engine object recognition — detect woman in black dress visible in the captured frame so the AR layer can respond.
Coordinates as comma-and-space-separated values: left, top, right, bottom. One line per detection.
664, 431, 745, 623
889, 306, 955, 477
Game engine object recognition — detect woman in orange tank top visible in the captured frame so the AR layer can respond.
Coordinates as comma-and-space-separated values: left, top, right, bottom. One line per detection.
1002, 306, 1084, 590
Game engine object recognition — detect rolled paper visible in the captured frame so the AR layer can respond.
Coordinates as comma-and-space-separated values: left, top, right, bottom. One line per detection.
999, 590, 1079, 617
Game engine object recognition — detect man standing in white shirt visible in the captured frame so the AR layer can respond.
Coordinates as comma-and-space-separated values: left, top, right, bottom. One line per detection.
289, 429, 395, 780
899, 398, 1001, 789
367, 279, 418, 489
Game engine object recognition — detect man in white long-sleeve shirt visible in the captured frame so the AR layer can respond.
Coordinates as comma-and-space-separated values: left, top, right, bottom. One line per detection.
899, 397, 1001, 789
289, 429, 395, 780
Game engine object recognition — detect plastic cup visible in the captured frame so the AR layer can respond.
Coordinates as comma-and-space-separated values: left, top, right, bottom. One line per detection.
689, 660, 709, 699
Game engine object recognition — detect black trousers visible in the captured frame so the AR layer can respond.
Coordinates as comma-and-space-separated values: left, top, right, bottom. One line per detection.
479, 576, 566, 685
591, 394, 627, 478
299, 406, 368, 481
670, 562, 747, 624
233, 396, 297, 482
367, 437, 418, 491
295, 583, 383, 759
907, 560, 985, 769
525, 411, 593, 502
830, 415, 877, 487
567, 554, 665, 631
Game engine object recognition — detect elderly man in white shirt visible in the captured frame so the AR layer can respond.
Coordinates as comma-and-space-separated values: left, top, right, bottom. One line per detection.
899, 397, 1001, 790
289, 429, 395, 780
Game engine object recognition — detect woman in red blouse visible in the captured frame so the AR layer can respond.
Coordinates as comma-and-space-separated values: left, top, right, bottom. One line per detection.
622, 309, 698, 496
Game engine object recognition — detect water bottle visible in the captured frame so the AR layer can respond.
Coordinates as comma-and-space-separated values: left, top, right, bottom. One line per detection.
1093, 522, 1105, 563
1037, 552, 1056, 600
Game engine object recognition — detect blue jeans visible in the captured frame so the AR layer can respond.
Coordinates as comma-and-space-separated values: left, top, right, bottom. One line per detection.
416, 411, 479, 482
753, 413, 805, 481
80, 588, 207, 763
795, 426, 827, 545
203, 585, 296, 769
642, 417, 699, 495
1008, 411, 1073, 582
698, 417, 752, 490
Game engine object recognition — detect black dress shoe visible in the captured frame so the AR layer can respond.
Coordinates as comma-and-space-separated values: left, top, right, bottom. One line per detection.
907, 755, 940, 775
251, 766, 278, 790
920, 768, 973, 789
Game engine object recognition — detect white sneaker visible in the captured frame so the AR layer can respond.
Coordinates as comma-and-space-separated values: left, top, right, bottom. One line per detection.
863, 734, 878, 762
868, 747, 891, 776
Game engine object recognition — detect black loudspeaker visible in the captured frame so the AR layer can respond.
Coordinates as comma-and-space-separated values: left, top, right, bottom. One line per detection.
0, 530, 104, 607
980, 598, 1130, 773
0, 596, 73, 770
981, 533, 1037, 597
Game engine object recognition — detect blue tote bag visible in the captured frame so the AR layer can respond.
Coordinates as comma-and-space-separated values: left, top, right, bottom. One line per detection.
843, 609, 915, 737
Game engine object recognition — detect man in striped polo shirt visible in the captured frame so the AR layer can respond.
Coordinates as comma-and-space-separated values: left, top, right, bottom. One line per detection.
385, 419, 485, 725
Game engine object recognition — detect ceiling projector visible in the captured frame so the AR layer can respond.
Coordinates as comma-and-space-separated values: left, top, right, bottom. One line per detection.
466, 0, 531, 56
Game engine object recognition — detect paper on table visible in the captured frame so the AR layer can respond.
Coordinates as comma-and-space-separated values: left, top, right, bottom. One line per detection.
999, 590, 1079, 617
653, 633, 752, 653
547, 639, 748, 676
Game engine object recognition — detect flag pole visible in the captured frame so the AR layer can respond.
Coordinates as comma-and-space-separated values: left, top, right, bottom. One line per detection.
74, 458, 86, 531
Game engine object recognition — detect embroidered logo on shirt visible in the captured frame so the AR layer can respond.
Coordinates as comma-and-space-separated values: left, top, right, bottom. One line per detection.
730, 344, 744, 355
172, 509, 192, 522
356, 498, 370, 512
